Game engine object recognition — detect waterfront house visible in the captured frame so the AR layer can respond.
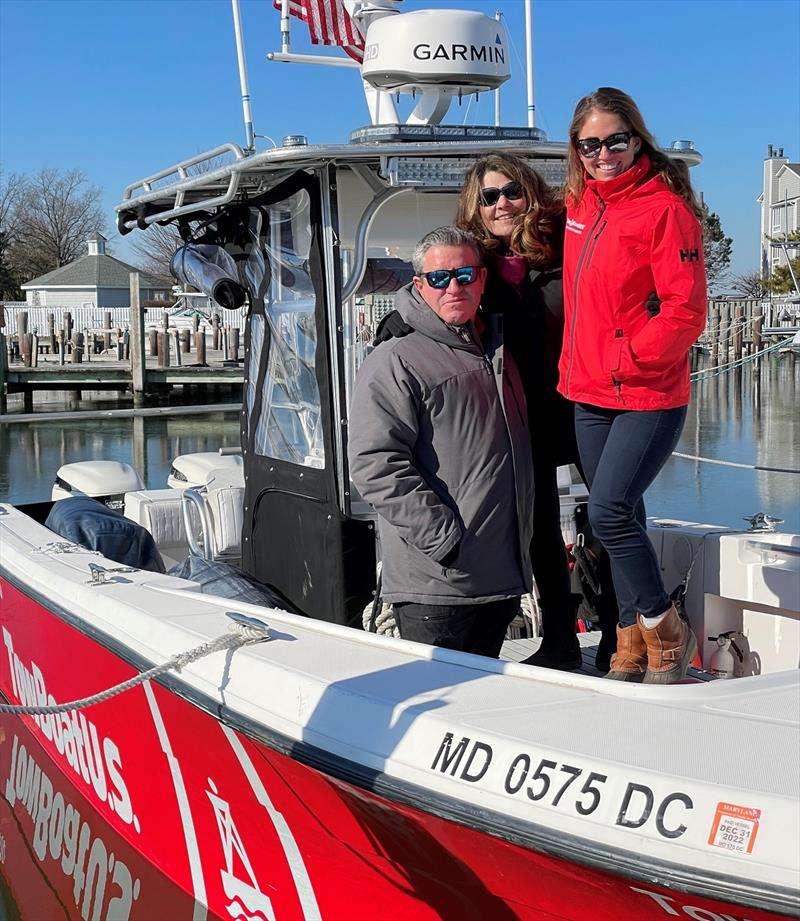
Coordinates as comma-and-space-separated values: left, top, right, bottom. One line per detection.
758, 146, 800, 276
20, 232, 171, 309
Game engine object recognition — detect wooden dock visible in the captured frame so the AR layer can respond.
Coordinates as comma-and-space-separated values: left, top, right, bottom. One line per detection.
0, 274, 244, 413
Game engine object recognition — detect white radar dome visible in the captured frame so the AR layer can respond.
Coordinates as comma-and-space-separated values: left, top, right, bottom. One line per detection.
361, 9, 510, 94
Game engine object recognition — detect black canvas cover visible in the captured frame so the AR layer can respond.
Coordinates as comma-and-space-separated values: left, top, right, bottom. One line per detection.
210, 169, 375, 627
45, 497, 165, 573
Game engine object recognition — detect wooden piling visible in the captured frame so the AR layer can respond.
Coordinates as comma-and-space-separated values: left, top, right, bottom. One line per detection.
709, 303, 721, 366
31, 334, 39, 368
231, 327, 240, 361
48, 313, 56, 354
130, 272, 146, 406
752, 302, 763, 355
21, 333, 32, 367
195, 329, 206, 365
71, 332, 84, 364
180, 329, 190, 353
18, 311, 28, 341
149, 328, 159, 357
63, 311, 73, 347
733, 303, 743, 362
104, 311, 112, 352
212, 314, 221, 351
116, 328, 124, 360
0, 332, 7, 414
172, 330, 182, 367
719, 302, 730, 364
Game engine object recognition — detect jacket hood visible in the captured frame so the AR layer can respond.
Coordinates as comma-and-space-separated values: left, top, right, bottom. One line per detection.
394, 282, 477, 348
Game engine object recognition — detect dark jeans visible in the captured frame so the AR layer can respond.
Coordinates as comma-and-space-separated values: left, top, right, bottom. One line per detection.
394, 598, 521, 658
575, 403, 687, 626
530, 457, 571, 609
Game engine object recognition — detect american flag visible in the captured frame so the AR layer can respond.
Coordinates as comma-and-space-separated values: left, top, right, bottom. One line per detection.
274, 0, 365, 63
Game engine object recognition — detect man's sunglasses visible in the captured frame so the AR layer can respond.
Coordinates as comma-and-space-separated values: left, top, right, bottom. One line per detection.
422, 266, 481, 289
576, 131, 635, 159
478, 180, 524, 207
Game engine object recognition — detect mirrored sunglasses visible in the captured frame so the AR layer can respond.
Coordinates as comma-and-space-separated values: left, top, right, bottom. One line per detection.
576, 131, 635, 159
423, 266, 481, 289
478, 181, 524, 207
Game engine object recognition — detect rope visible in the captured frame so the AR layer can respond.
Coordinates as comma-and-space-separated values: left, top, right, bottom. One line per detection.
0, 622, 268, 716
690, 336, 792, 381
363, 599, 400, 637
671, 452, 800, 475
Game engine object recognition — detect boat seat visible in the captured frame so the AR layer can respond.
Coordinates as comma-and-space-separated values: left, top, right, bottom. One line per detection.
124, 489, 192, 570
180, 467, 245, 565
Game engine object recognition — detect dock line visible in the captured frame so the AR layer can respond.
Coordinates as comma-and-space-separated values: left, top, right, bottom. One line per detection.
672, 452, 800, 475
0, 402, 239, 424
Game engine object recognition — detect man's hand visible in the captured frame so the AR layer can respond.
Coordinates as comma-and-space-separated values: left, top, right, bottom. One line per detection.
374, 310, 413, 345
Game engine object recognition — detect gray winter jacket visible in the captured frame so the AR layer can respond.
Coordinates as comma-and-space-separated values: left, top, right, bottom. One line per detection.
348, 283, 534, 605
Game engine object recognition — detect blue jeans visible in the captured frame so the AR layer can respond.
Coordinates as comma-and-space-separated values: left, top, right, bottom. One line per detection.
575, 403, 687, 626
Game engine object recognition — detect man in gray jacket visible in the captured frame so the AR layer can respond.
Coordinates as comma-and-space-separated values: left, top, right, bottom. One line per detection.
348, 226, 534, 657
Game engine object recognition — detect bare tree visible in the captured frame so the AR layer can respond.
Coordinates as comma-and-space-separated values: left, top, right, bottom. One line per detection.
129, 154, 230, 282
730, 270, 769, 299
130, 221, 183, 283
9, 168, 106, 281
0, 170, 27, 240
0, 170, 28, 298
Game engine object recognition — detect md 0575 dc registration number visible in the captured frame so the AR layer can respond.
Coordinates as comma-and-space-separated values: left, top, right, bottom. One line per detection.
430, 732, 694, 840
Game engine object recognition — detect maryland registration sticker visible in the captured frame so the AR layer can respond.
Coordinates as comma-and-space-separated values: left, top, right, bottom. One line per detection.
708, 802, 761, 854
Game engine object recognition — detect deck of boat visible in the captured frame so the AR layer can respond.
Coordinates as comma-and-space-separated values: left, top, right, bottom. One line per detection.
502, 631, 714, 681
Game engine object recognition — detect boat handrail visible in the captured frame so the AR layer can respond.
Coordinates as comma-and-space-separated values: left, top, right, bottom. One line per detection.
115, 138, 572, 229
181, 486, 215, 560
744, 540, 800, 559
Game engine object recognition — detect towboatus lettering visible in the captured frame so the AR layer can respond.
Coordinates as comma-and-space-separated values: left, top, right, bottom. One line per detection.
430, 733, 694, 839
4, 733, 140, 921
2, 626, 136, 830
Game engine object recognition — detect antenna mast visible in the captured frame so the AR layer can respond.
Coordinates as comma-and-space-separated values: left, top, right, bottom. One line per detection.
524, 0, 535, 128
231, 0, 256, 152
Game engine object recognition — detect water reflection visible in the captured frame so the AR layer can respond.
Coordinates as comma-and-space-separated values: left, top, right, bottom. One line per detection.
649, 355, 799, 530
0, 412, 240, 504
1, 357, 797, 530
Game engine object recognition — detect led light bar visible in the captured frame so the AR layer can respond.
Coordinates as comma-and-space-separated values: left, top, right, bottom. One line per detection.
386, 156, 567, 189
349, 124, 548, 145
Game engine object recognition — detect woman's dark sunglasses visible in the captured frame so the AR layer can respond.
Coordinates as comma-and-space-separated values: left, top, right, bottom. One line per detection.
478, 181, 524, 207
423, 266, 481, 289
576, 131, 635, 159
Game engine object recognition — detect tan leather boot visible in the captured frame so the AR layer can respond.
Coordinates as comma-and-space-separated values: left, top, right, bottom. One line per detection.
639, 604, 698, 684
604, 623, 647, 682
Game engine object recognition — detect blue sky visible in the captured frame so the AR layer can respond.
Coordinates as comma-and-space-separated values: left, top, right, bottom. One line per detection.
1, 0, 798, 281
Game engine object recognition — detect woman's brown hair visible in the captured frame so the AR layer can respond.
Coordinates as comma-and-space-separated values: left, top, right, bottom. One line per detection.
455, 153, 564, 267
565, 87, 702, 219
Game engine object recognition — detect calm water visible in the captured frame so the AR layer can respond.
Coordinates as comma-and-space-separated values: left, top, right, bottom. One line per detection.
1, 356, 798, 531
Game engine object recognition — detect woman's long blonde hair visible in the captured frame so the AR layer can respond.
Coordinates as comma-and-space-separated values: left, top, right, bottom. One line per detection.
565, 87, 702, 219
455, 153, 564, 267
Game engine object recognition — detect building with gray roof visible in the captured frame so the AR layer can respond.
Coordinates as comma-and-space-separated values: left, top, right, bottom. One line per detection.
20, 232, 171, 308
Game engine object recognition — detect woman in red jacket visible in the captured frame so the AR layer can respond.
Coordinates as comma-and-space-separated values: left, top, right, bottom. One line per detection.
560, 87, 707, 683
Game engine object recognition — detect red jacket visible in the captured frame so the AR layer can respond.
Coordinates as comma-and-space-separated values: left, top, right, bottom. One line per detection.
558, 155, 707, 410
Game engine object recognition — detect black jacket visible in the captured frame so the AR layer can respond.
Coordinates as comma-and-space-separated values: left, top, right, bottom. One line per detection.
481, 260, 578, 468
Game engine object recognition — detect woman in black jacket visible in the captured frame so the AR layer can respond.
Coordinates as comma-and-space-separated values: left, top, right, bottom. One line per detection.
455, 153, 617, 671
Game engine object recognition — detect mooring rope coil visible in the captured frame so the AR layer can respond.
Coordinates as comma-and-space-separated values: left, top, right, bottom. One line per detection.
0, 620, 269, 716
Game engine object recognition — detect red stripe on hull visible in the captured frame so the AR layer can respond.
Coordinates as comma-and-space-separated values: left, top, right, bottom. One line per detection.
0, 576, 790, 921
